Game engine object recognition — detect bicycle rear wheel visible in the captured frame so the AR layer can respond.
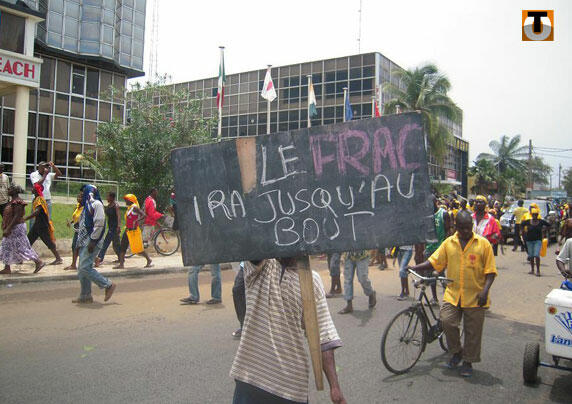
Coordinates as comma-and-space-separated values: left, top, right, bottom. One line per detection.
153, 228, 180, 256
381, 307, 427, 374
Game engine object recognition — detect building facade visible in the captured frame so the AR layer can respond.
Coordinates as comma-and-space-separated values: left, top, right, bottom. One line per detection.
135, 52, 469, 195
0, 0, 145, 184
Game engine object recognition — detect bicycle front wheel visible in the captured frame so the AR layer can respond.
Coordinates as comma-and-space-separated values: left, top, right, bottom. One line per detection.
153, 228, 180, 256
381, 308, 427, 374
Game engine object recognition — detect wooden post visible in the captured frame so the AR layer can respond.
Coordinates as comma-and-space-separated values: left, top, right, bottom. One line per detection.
296, 256, 324, 391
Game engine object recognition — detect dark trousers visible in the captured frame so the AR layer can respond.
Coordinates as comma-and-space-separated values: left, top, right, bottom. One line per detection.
492, 243, 498, 256
232, 268, 246, 328
233, 380, 307, 404
514, 224, 524, 250
28, 225, 55, 250
97, 227, 120, 260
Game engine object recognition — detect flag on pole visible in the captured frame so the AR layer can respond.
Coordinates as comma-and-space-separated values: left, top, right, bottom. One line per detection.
374, 99, 381, 117
375, 85, 382, 117
308, 82, 318, 118
344, 91, 353, 121
261, 68, 277, 102
216, 48, 226, 109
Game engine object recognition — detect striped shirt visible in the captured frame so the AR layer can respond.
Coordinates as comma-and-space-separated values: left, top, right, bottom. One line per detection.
230, 259, 342, 402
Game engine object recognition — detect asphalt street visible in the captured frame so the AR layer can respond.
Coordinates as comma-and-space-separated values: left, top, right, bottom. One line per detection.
1, 246, 571, 404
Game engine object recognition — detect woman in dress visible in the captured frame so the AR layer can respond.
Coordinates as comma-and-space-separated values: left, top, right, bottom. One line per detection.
25, 183, 62, 265
113, 194, 152, 269
0, 185, 45, 274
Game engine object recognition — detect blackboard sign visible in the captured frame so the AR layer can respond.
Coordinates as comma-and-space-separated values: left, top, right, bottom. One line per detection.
172, 112, 435, 265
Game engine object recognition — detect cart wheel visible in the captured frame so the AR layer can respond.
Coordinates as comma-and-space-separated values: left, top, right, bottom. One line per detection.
523, 342, 539, 384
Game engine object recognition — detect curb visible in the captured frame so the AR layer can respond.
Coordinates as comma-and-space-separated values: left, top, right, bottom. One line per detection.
0, 263, 234, 286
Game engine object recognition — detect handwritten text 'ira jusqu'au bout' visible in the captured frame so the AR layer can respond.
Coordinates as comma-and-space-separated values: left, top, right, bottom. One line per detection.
191, 124, 423, 246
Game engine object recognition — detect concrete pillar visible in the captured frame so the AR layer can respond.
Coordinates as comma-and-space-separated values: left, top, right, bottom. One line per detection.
13, 85, 30, 187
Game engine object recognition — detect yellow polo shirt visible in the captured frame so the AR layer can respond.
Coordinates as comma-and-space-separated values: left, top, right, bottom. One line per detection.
513, 206, 528, 224
429, 232, 497, 308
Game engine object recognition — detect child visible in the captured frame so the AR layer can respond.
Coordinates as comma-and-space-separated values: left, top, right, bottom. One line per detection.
64, 192, 83, 271
114, 194, 152, 269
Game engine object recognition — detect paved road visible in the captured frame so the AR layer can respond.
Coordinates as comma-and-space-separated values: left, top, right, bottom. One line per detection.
1, 247, 571, 403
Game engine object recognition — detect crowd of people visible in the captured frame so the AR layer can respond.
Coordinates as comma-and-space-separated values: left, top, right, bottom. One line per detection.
2, 162, 572, 401
0, 162, 173, 281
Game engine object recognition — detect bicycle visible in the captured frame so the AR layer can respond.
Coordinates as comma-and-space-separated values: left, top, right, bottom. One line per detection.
125, 215, 180, 257
380, 269, 453, 374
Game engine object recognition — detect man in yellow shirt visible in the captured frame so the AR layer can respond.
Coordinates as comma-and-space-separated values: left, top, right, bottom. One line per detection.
511, 200, 528, 252
408, 210, 497, 377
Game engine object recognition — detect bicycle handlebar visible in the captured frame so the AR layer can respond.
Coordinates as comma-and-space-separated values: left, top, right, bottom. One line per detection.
408, 268, 453, 284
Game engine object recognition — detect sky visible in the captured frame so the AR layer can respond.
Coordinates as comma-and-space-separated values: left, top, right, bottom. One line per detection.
135, 0, 572, 187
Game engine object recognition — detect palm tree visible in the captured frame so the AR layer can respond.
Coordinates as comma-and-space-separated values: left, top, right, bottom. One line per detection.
468, 159, 497, 195
476, 134, 528, 174
383, 63, 461, 162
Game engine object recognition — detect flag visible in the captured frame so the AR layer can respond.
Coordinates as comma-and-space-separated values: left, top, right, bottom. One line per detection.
308, 82, 318, 118
216, 48, 226, 109
375, 85, 382, 117
344, 91, 353, 121
261, 68, 277, 102
374, 99, 381, 117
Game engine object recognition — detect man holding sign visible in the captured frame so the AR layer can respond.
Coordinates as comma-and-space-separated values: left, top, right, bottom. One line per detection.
230, 258, 346, 404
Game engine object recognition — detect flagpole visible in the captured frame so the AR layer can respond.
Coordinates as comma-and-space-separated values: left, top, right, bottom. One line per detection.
217, 46, 224, 140
264, 64, 272, 134
343, 87, 348, 123
307, 75, 312, 128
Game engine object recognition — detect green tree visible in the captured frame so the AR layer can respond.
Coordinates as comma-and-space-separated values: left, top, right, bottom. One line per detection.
562, 168, 572, 196
468, 159, 497, 195
476, 134, 528, 174
83, 76, 216, 206
383, 63, 461, 162
529, 156, 552, 186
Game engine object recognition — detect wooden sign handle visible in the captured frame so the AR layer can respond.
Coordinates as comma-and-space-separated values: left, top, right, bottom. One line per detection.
297, 256, 324, 391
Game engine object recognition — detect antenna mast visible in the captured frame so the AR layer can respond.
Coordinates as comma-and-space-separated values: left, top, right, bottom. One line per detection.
357, 0, 362, 53
148, 0, 159, 79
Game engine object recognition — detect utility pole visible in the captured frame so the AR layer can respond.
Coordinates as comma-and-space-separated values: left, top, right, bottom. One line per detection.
528, 139, 533, 192
559, 163, 562, 189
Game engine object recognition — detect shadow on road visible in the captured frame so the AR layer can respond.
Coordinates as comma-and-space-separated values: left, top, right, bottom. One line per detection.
349, 308, 374, 327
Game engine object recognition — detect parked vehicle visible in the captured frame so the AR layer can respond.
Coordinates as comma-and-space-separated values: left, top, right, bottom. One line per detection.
500, 199, 560, 243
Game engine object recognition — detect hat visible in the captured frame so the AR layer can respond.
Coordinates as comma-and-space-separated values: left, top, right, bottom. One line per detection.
531, 208, 540, 215
476, 195, 487, 202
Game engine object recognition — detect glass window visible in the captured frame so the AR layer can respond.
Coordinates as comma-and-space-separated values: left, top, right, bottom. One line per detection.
51, 0, 64, 13
38, 115, 52, 139
36, 139, 50, 164
324, 59, 336, 71
48, 12, 63, 34
82, 6, 101, 22
324, 107, 334, 119
98, 102, 111, 121
349, 80, 362, 92
54, 117, 68, 140
325, 83, 335, 97
325, 72, 335, 82
1, 136, 13, 162
40, 58, 55, 90
70, 97, 83, 118
84, 121, 97, 143
100, 71, 112, 100
350, 68, 361, 79
65, 17, 79, 37
66, 2, 80, 18
363, 66, 374, 77
81, 22, 100, 41
54, 141, 67, 166
85, 99, 97, 120
72, 73, 84, 95
56, 61, 71, 93
336, 58, 348, 70
39, 91, 54, 113
69, 119, 82, 142
55, 93, 69, 115
28, 113, 37, 137
112, 104, 124, 121
2, 109, 15, 134
0, 12, 25, 53
86, 69, 99, 98
29, 90, 38, 111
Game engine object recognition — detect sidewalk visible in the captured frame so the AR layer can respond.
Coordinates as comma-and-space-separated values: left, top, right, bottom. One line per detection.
0, 252, 233, 286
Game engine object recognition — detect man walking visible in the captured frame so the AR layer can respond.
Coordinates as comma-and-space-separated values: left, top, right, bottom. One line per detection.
511, 200, 528, 252
180, 263, 222, 305
73, 185, 116, 304
408, 210, 497, 377
143, 188, 163, 246
30, 161, 61, 218
326, 252, 342, 298
230, 258, 346, 404
0, 163, 10, 218
338, 250, 376, 314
